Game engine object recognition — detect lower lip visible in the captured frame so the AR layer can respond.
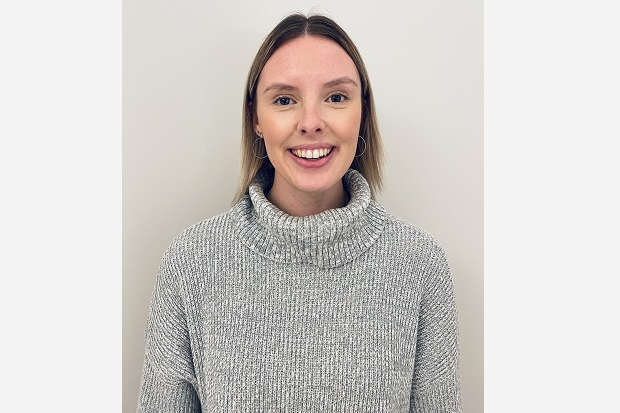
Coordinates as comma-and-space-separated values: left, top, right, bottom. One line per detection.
289, 148, 335, 169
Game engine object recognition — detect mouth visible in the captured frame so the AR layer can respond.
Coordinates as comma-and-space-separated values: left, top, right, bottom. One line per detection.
290, 147, 334, 160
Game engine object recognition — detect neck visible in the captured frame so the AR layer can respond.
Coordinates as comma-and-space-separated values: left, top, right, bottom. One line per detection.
267, 178, 349, 217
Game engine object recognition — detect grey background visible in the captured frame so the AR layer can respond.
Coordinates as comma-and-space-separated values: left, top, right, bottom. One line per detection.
123, 0, 483, 411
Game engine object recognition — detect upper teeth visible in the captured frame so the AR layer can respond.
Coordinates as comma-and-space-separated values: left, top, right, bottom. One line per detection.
292, 148, 332, 159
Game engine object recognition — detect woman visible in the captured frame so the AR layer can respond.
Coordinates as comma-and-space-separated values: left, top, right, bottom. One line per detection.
138, 13, 462, 412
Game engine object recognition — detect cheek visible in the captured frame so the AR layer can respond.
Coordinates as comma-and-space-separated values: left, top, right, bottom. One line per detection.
256, 108, 294, 144
333, 109, 362, 142
263, 127, 290, 151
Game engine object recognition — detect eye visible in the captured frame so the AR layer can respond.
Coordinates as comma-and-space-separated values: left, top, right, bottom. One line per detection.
274, 96, 294, 106
328, 93, 348, 103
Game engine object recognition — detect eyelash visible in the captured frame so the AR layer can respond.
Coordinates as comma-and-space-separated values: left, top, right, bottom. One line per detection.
272, 92, 350, 106
273, 96, 296, 106
327, 92, 350, 103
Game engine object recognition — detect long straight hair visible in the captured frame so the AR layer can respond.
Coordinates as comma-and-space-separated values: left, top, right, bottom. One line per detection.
233, 13, 384, 203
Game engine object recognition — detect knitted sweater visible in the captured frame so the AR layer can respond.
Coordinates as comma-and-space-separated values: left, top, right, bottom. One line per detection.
137, 169, 463, 412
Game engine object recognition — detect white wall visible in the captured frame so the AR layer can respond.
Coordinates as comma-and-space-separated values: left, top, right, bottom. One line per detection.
123, 1, 483, 411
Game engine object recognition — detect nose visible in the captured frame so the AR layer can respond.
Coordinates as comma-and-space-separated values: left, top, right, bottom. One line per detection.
298, 104, 324, 136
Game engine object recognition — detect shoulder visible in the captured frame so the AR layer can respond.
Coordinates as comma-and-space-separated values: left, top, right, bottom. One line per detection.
382, 210, 447, 257
376, 207, 452, 279
162, 209, 237, 266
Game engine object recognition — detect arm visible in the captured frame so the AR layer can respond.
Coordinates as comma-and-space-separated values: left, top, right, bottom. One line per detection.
137, 246, 201, 413
410, 244, 463, 413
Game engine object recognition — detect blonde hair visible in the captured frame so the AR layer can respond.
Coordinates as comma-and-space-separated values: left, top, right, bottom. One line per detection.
233, 13, 384, 203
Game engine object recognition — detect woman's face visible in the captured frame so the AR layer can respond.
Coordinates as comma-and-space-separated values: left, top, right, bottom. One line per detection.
254, 35, 362, 201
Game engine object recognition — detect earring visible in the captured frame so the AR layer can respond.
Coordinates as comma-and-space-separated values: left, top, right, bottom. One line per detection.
355, 136, 366, 157
253, 133, 268, 159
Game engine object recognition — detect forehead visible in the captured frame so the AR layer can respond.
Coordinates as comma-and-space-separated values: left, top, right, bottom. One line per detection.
258, 35, 360, 87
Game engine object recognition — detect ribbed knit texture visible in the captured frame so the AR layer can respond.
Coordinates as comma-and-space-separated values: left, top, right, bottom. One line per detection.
138, 169, 462, 412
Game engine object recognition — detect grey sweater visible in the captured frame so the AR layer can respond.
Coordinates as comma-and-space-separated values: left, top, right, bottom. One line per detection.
138, 169, 462, 412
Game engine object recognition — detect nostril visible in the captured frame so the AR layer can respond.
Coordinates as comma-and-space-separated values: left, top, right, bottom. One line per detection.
299, 126, 322, 134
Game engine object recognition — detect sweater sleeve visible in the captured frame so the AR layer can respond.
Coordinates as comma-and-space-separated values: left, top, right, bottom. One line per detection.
410, 243, 463, 413
137, 245, 201, 413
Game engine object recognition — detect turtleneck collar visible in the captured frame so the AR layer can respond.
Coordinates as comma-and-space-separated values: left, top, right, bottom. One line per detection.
232, 169, 386, 268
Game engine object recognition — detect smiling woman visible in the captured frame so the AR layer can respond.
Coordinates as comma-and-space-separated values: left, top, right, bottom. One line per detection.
254, 36, 362, 216
137, 13, 463, 413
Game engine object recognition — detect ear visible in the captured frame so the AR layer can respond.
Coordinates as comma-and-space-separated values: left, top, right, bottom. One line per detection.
251, 102, 261, 134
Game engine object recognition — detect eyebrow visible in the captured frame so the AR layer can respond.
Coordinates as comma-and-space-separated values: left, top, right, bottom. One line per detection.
262, 83, 298, 94
324, 76, 359, 89
262, 76, 359, 94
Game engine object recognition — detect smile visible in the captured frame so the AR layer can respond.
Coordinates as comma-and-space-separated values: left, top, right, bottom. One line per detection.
290, 147, 333, 160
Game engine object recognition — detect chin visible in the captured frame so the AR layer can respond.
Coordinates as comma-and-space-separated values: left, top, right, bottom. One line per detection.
292, 174, 343, 194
